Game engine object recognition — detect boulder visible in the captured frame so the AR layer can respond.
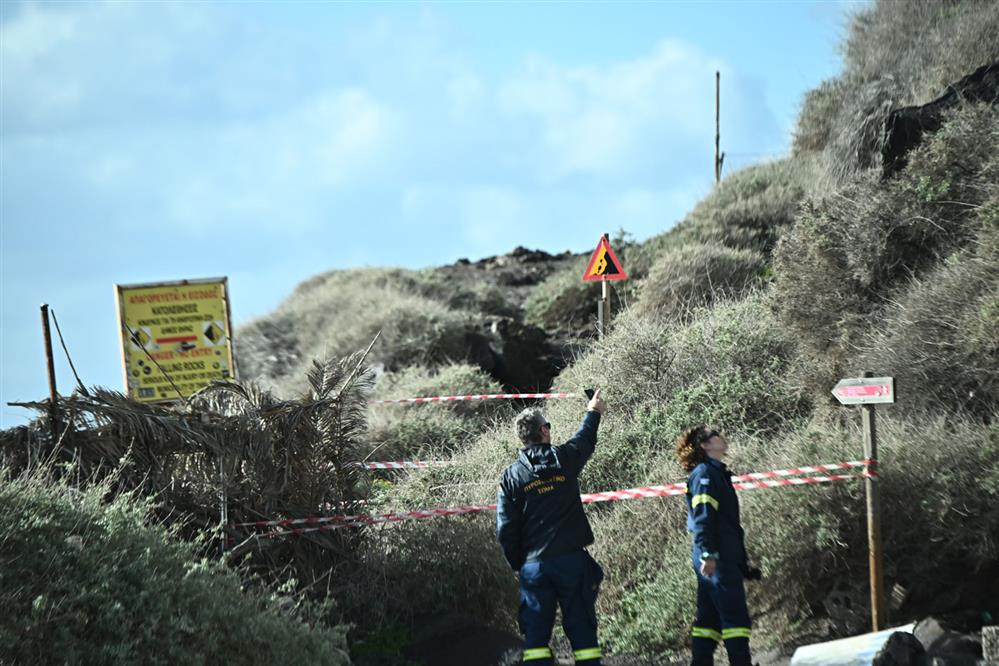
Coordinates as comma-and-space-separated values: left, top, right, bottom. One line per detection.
873, 631, 928, 666
913, 617, 982, 666
882, 62, 999, 176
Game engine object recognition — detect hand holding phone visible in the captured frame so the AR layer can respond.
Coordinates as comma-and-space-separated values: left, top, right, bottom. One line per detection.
584, 388, 606, 414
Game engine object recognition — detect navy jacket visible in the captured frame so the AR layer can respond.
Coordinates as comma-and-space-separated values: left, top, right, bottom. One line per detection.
685, 458, 748, 570
496, 411, 601, 571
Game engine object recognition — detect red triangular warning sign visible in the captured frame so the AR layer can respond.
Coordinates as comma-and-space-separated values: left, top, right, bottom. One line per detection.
582, 235, 629, 282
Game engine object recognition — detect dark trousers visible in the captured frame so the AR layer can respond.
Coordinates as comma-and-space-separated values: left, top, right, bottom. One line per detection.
690, 561, 752, 666
518, 550, 604, 665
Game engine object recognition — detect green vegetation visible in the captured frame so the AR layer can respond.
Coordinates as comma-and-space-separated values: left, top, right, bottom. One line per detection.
793, 0, 999, 180
0, 467, 349, 666
367, 363, 509, 460
3, 0, 998, 662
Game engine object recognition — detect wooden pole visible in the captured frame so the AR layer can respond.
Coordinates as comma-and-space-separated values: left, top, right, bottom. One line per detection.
40, 304, 61, 440
862, 371, 886, 631
715, 70, 721, 184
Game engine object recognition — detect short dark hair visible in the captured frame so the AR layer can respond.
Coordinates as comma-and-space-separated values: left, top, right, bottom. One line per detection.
514, 407, 547, 445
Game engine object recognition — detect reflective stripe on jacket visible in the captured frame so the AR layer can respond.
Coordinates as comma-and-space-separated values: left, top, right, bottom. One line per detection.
686, 458, 747, 567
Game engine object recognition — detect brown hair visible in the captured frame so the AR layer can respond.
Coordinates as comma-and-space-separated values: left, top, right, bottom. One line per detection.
675, 424, 718, 472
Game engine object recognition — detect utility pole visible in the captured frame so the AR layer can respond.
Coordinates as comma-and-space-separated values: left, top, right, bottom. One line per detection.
40, 304, 61, 440
715, 70, 723, 183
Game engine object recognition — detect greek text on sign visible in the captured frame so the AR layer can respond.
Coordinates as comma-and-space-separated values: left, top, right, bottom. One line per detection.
582, 235, 628, 282
831, 377, 895, 405
115, 277, 236, 403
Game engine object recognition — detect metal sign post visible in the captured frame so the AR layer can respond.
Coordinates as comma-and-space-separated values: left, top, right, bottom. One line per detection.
582, 233, 628, 339
832, 374, 895, 632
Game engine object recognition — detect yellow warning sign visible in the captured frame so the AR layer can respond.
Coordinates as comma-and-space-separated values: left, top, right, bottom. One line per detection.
582, 236, 629, 282
115, 278, 236, 403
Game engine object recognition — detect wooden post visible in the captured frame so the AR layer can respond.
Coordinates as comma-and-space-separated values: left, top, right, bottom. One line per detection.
219, 456, 228, 557
40, 304, 60, 440
715, 70, 721, 183
862, 371, 886, 631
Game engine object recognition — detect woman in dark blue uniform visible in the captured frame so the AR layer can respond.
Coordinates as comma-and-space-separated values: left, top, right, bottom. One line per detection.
676, 425, 756, 666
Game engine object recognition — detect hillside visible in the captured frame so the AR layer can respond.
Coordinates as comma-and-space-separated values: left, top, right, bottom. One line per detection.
231, 0, 999, 658
3, 1, 999, 664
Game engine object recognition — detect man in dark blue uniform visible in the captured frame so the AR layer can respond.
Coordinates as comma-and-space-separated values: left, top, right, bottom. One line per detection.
675, 424, 756, 666
496, 390, 608, 666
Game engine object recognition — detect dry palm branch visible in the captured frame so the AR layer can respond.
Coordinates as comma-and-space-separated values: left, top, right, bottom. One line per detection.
2, 336, 380, 589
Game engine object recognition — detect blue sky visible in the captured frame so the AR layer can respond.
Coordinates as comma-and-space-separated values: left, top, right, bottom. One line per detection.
1, 0, 865, 426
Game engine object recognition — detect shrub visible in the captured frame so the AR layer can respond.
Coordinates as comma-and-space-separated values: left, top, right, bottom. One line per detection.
524, 255, 598, 333
522, 295, 812, 503
524, 254, 642, 336
795, 0, 999, 178
597, 413, 999, 656
860, 247, 999, 420
367, 363, 509, 460
0, 467, 350, 666
238, 268, 480, 396
651, 158, 818, 258
634, 243, 767, 320
772, 104, 998, 387
349, 418, 522, 630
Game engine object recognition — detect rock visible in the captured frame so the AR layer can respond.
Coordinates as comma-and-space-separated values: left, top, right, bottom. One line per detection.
489, 318, 565, 392
982, 625, 999, 662
914, 617, 982, 666
882, 62, 999, 176
873, 631, 928, 666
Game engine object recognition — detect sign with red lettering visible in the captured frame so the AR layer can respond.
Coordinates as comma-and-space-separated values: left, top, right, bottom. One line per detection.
831, 377, 895, 405
115, 277, 236, 403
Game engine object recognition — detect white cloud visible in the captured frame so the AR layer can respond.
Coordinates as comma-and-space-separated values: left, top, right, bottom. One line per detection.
499, 41, 726, 178
0, 3, 78, 65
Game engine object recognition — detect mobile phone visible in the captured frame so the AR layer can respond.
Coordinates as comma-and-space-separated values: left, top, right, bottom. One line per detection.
584, 388, 595, 399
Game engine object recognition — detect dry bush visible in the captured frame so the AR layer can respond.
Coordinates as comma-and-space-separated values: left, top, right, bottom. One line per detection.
237, 268, 481, 397
597, 413, 999, 656
354, 295, 817, 652
657, 158, 819, 257
524, 252, 640, 336
524, 255, 598, 334
634, 243, 767, 320
793, 0, 999, 178
1, 351, 384, 635
860, 246, 999, 420
773, 104, 998, 397
351, 418, 522, 629
366, 363, 509, 460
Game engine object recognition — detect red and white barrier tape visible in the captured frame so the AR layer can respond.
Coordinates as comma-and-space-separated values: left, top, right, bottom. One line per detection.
235, 461, 875, 537
358, 461, 448, 470
732, 459, 870, 481
374, 392, 575, 405
355, 459, 871, 475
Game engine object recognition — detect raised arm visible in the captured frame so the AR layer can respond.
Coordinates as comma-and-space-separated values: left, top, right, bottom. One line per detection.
555, 389, 606, 476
